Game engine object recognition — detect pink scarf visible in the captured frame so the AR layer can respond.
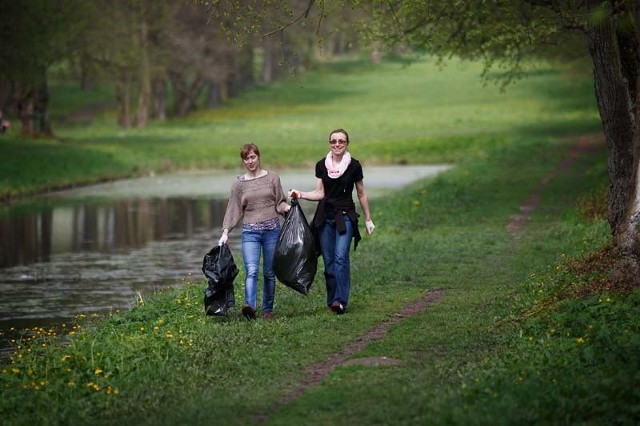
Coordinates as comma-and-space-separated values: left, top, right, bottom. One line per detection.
325, 151, 351, 179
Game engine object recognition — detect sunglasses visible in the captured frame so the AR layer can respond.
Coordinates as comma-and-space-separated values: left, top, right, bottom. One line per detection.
329, 139, 347, 145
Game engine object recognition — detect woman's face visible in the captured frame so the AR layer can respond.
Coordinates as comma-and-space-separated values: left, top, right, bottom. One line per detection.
329, 132, 348, 156
242, 151, 260, 172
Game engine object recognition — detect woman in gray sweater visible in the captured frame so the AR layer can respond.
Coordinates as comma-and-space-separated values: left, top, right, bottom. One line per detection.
218, 143, 290, 320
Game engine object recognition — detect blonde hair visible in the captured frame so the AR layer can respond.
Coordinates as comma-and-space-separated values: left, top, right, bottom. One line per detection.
329, 128, 349, 143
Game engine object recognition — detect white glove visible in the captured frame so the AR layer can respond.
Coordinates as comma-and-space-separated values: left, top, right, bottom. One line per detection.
218, 234, 228, 246
365, 220, 375, 235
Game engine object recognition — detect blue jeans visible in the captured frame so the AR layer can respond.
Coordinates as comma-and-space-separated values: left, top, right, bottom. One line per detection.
241, 227, 280, 313
319, 216, 353, 308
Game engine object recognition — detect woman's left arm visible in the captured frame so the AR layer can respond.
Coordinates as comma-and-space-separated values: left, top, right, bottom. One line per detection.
274, 175, 291, 213
356, 180, 375, 234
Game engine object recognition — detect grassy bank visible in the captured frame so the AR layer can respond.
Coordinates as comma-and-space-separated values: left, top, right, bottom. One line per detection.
2, 57, 637, 424
0, 57, 600, 200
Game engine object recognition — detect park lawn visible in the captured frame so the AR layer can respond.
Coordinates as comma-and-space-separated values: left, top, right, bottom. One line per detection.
0, 56, 599, 199
2, 56, 638, 424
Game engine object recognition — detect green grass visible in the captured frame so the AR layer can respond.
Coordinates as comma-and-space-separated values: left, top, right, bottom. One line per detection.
2, 56, 636, 425
0, 57, 599, 199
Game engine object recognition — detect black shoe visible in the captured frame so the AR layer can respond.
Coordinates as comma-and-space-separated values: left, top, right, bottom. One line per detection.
242, 305, 256, 320
330, 301, 345, 315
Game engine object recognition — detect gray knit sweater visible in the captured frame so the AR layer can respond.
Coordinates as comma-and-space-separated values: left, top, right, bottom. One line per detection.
221, 171, 288, 232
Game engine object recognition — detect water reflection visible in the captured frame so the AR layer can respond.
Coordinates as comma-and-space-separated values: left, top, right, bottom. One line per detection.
0, 197, 229, 337
1, 197, 227, 268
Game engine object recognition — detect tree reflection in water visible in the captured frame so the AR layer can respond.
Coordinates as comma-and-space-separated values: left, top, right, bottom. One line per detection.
0, 197, 230, 338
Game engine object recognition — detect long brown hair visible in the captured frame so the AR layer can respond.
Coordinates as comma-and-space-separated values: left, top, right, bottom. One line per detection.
240, 143, 260, 160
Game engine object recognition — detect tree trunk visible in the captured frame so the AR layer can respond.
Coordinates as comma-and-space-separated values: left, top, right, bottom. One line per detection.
115, 79, 131, 128
35, 82, 52, 136
17, 92, 35, 137
135, 20, 151, 128
204, 82, 221, 108
169, 70, 205, 116
585, 3, 640, 275
151, 77, 167, 121
261, 39, 287, 83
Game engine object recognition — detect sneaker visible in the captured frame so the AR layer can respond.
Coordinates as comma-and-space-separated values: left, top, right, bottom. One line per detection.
262, 312, 273, 320
242, 305, 256, 320
330, 301, 345, 315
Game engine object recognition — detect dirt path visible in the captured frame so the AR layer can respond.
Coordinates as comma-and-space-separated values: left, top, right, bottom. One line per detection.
250, 134, 605, 423
253, 288, 445, 423
506, 134, 605, 237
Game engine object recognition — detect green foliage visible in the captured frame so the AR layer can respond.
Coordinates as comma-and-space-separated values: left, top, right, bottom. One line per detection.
358, 0, 595, 88
0, 0, 90, 82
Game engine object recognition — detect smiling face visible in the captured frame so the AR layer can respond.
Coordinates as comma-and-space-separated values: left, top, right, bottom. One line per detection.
329, 130, 349, 156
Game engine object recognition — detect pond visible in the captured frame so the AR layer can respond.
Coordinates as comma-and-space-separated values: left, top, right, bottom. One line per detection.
0, 165, 451, 349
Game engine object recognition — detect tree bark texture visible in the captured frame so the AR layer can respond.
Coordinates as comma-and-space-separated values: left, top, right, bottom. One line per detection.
585, 2, 640, 271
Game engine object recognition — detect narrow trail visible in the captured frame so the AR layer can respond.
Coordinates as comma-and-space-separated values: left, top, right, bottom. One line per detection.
253, 288, 445, 423
253, 134, 604, 423
506, 134, 605, 237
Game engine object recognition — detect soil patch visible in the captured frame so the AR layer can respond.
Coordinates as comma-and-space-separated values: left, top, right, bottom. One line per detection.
254, 288, 444, 423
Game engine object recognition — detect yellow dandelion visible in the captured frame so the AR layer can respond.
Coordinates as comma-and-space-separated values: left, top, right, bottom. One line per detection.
576, 337, 585, 344
61, 355, 71, 362
95, 368, 103, 375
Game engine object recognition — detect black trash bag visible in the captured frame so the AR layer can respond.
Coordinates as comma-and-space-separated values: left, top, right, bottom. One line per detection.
202, 244, 239, 316
273, 198, 317, 295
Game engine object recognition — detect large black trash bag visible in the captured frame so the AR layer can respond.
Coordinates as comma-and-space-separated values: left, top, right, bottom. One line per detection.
202, 244, 239, 316
273, 198, 317, 295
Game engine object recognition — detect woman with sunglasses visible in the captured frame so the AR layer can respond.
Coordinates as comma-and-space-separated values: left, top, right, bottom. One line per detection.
219, 143, 291, 320
289, 128, 375, 315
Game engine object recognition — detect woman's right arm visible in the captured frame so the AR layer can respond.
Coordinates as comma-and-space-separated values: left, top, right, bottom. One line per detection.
219, 184, 241, 244
290, 178, 325, 201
